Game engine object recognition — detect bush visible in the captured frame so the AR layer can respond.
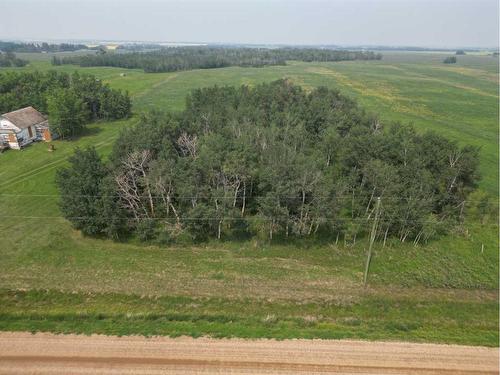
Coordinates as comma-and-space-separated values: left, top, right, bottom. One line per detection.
56, 147, 107, 235
135, 219, 156, 242
466, 190, 498, 224
0, 52, 28, 67
47, 88, 88, 139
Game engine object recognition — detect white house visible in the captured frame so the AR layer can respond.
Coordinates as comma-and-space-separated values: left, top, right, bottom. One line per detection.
0, 106, 54, 150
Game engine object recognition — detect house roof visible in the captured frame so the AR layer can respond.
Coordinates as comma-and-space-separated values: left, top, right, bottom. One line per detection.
1, 106, 46, 129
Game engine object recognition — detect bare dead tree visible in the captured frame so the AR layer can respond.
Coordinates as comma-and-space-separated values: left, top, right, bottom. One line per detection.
447, 150, 463, 192
115, 171, 149, 219
371, 119, 382, 134
119, 150, 155, 217
177, 132, 198, 158
153, 173, 181, 227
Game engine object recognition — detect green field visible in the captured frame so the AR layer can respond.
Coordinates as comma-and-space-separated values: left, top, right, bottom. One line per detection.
0, 52, 498, 346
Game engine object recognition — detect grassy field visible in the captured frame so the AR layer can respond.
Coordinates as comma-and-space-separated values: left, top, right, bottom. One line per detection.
1, 289, 497, 346
9, 51, 499, 193
0, 52, 498, 346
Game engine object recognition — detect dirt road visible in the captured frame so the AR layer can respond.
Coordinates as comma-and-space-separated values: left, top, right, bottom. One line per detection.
0, 332, 497, 374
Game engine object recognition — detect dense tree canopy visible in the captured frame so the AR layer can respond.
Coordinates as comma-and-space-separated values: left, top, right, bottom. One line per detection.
0, 71, 131, 136
443, 56, 457, 64
57, 80, 479, 244
53, 47, 382, 73
46, 88, 88, 138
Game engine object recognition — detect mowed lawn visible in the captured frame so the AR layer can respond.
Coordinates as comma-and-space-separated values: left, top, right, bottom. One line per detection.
0, 52, 498, 346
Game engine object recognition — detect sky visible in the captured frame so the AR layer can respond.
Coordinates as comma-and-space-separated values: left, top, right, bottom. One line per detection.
0, 0, 498, 48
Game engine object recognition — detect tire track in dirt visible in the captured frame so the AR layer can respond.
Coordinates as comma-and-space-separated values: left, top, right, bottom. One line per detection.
0, 122, 137, 191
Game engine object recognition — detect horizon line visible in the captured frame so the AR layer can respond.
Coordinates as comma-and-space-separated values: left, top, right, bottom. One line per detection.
0, 37, 498, 51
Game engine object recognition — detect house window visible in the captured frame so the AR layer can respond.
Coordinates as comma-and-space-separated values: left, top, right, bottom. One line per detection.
28, 127, 33, 138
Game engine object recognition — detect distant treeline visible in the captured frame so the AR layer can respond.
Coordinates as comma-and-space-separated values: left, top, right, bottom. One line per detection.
0, 71, 131, 138
0, 52, 28, 67
52, 47, 383, 73
366, 46, 481, 52
0, 41, 89, 53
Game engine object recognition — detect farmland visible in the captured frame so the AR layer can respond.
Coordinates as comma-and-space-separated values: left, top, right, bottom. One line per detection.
0, 52, 498, 346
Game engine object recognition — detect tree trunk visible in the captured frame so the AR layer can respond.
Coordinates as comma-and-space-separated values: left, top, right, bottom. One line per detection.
401, 231, 409, 243
366, 187, 376, 214
161, 193, 169, 215
300, 189, 306, 221
308, 220, 314, 235
233, 180, 240, 208
168, 196, 181, 226
351, 189, 355, 219
413, 230, 423, 247
241, 181, 246, 216
140, 170, 155, 217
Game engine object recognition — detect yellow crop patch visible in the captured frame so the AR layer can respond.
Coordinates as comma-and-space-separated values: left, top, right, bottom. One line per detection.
434, 66, 499, 84
306, 66, 434, 118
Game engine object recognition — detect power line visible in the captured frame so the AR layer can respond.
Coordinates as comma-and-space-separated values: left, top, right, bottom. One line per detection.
0, 193, 489, 203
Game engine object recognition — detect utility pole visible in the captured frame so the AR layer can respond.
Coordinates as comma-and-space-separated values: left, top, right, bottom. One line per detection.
364, 197, 381, 287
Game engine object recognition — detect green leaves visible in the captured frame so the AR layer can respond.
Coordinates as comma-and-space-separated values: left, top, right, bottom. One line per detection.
47, 88, 88, 139
56, 147, 108, 236
58, 81, 480, 244
0, 70, 131, 138
54, 47, 382, 73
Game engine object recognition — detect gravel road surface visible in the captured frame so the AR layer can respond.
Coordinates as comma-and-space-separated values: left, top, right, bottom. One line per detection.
0, 332, 498, 374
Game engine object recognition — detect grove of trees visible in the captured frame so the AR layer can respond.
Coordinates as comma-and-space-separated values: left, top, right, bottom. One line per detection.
0, 41, 89, 53
0, 71, 131, 138
443, 56, 457, 64
52, 47, 383, 73
0, 52, 28, 67
57, 80, 480, 244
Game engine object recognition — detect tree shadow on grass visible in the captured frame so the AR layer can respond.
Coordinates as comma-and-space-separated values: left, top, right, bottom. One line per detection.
68, 125, 102, 141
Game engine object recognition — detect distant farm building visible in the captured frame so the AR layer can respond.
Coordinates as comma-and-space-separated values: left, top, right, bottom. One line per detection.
0, 106, 55, 150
